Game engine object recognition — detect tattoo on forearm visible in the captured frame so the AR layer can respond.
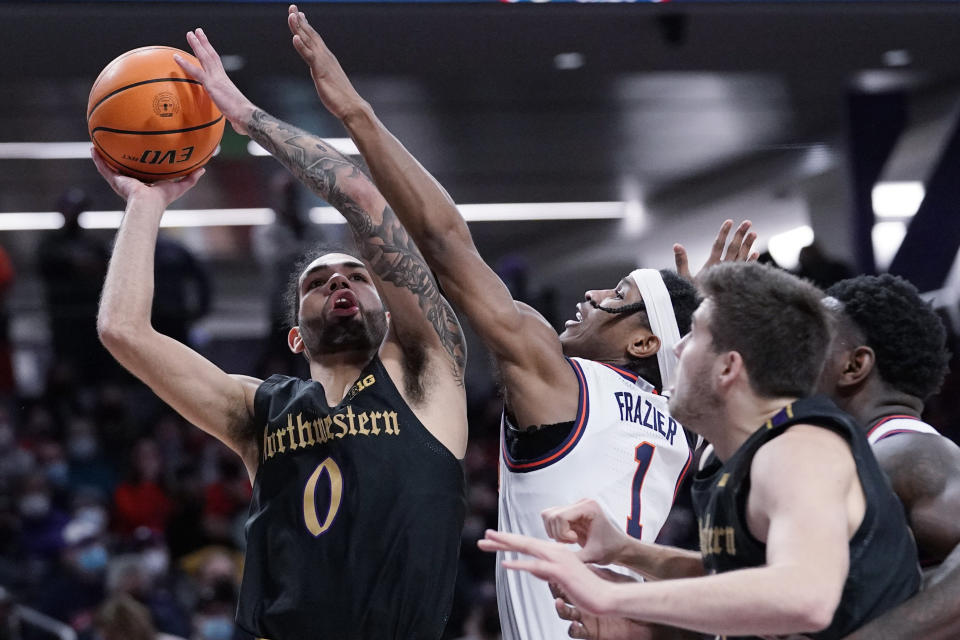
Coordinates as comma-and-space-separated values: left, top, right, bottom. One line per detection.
247, 109, 467, 381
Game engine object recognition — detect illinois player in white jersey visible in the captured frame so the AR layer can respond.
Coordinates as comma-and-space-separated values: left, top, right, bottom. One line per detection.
497, 267, 698, 640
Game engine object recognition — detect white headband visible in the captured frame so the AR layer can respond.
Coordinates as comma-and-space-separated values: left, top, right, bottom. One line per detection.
628, 269, 681, 394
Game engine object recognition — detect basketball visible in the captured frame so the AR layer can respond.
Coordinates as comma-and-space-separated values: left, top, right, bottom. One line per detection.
87, 46, 224, 182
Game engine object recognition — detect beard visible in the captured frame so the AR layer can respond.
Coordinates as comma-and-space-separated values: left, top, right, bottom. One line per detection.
299, 305, 388, 357
668, 367, 722, 436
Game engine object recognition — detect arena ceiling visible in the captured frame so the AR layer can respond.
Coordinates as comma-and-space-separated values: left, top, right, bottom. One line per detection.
2, 1, 960, 345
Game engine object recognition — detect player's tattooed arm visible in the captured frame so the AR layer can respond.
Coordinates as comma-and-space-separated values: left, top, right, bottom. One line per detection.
245, 109, 466, 380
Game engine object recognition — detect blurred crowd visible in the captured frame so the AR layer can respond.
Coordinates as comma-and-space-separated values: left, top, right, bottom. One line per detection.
0, 186, 957, 640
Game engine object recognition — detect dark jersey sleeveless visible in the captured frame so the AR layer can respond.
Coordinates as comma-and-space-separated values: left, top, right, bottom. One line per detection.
236, 356, 466, 640
690, 395, 920, 640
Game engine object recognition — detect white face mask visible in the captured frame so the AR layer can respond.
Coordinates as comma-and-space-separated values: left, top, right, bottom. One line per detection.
198, 616, 234, 640
19, 493, 51, 518
74, 506, 108, 532
141, 548, 170, 577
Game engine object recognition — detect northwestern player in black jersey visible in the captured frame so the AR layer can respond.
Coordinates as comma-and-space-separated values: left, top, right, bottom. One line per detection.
94, 32, 469, 640
816, 274, 960, 640
481, 263, 921, 640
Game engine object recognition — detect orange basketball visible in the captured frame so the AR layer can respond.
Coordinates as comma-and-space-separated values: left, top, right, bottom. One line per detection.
87, 46, 224, 182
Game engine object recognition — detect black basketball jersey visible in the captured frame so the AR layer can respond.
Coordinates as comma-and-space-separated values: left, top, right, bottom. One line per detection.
690, 395, 920, 640
236, 356, 466, 640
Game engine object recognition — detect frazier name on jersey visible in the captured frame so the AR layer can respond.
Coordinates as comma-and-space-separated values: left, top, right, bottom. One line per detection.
613, 391, 679, 445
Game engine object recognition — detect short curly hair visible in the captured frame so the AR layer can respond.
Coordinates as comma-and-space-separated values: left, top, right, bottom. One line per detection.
826, 274, 950, 401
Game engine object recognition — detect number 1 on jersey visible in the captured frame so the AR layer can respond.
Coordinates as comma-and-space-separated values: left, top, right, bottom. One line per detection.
627, 442, 656, 539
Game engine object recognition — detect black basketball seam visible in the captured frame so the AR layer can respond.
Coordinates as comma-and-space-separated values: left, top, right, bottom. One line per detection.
92, 136, 219, 178
89, 46, 183, 94
87, 77, 205, 119
90, 115, 224, 136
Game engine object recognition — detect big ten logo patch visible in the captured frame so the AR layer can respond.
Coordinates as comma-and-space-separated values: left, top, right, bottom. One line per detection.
344, 374, 376, 402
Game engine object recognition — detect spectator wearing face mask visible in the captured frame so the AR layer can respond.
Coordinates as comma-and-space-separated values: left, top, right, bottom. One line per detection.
38, 518, 110, 638
17, 471, 69, 562
191, 580, 248, 640
67, 418, 116, 499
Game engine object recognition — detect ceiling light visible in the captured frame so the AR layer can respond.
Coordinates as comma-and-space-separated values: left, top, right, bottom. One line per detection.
0, 213, 65, 231
78, 208, 275, 229
872, 221, 907, 272
0, 202, 623, 231
872, 181, 924, 218
310, 201, 624, 224
767, 225, 814, 270
248, 138, 359, 157
220, 54, 246, 72
882, 49, 912, 67
553, 52, 585, 71
0, 142, 92, 160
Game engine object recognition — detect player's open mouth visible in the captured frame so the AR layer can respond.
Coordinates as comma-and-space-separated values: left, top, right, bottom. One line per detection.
330, 291, 360, 316
564, 306, 584, 328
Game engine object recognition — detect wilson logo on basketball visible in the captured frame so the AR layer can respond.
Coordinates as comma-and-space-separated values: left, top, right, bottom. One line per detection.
130, 146, 196, 165
152, 92, 181, 118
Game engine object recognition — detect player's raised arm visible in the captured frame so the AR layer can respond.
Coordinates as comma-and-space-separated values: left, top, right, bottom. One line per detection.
92, 151, 261, 474
176, 29, 466, 388
284, 7, 570, 387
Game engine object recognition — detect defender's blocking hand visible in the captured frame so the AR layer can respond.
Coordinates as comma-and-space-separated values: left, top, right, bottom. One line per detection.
176, 28, 257, 136
674, 219, 759, 285
287, 5, 368, 122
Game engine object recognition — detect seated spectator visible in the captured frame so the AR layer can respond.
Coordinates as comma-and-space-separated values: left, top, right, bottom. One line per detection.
114, 439, 172, 538
95, 593, 187, 640
38, 517, 110, 638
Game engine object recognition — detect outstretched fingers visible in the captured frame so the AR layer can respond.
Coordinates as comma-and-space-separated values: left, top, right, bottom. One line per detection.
178, 30, 221, 85
737, 230, 758, 261
173, 51, 203, 81
288, 5, 322, 57
721, 220, 749, 261
708, 219, 735, 261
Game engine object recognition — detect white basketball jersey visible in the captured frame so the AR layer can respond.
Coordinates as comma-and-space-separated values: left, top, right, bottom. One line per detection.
867, 414, 940, 446
497, 357, 694, 640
